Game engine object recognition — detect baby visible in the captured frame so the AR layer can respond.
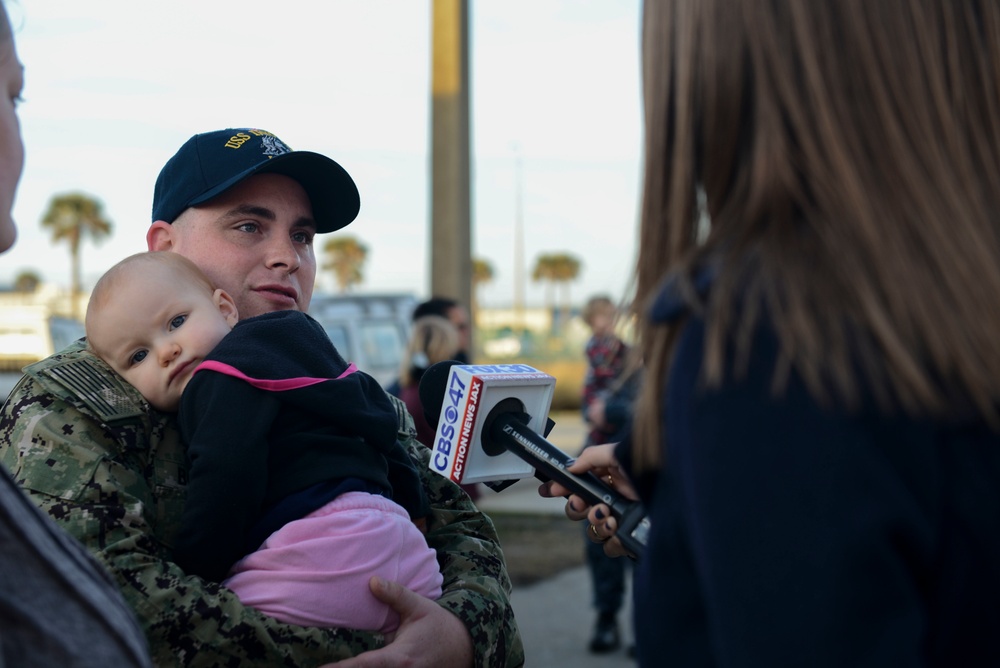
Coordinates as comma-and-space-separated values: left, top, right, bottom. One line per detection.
85, 251, 442, 632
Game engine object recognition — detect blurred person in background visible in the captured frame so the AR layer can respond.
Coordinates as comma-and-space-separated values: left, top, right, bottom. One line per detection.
581, 363, 642, 659
543, 1, 1000, 666
0, 2, 151, 664
578, 295, 631, 654
387, 296, 472, 397
399, 315, 462, 448
413, 297, 472, 364
399, 314, 482, 502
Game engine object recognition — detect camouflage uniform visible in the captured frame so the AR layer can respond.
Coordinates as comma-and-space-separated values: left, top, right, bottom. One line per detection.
0, 341, 524, 667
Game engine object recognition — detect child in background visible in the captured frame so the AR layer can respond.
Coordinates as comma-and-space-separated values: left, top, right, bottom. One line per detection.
85, 251, 442, 633
581, 296, 630, 448
578, 294, 631, 654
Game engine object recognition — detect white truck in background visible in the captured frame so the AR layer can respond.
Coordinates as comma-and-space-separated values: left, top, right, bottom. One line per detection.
0, 304, 85, 402
308, 292, 417, 389
0, 292, 417, 402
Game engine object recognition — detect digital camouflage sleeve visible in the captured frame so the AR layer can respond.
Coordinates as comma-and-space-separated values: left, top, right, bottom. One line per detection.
0, 341, 524, 667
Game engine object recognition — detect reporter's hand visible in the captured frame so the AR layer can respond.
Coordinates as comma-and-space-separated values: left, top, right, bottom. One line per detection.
584, 503, 631, 558
537, 443, 638, 502
536, 443, 638, 558
328, 577, 473, 668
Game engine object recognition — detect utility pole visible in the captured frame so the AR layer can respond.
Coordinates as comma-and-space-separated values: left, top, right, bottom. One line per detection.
513, 145, 525, 334
430, 0, 472, 315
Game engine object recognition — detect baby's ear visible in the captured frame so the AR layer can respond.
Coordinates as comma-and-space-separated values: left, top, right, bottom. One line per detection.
213, 289, 239, 327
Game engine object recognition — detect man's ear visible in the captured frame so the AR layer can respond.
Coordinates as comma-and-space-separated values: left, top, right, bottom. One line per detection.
213, 289, 239, 327
147, 221, 174, 251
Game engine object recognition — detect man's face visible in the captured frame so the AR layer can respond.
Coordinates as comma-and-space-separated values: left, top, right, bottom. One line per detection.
0, 17, 25, 254
148, 173, 318, 319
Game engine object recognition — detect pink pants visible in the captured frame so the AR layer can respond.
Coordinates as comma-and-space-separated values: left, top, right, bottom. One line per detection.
223, 491, 443, 633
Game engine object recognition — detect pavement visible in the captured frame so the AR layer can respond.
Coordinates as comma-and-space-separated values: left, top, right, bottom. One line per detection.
476, 412, 637, 667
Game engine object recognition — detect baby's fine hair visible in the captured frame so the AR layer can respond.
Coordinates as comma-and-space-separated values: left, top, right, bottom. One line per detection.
86, 251, 215, 339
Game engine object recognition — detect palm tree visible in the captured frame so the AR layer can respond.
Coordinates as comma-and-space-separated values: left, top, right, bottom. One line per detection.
14, 269, 42, 293
532, 252, 581, 330
40, 192, 113, 318
532, 254, 559, 313
322, 235, 369, 293
471, 257, 494, 321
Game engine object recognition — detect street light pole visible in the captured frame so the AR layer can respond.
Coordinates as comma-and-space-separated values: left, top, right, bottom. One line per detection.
513, 145, 525, 334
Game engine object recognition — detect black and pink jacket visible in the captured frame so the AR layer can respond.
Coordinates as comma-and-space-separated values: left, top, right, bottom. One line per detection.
172, 310, 427, 582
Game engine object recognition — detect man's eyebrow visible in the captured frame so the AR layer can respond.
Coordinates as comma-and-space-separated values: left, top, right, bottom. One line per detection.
220, 205, 317, 230
221, 204, 277, 221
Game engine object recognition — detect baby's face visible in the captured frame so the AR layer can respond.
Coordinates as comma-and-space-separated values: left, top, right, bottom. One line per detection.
88, 265, 237, 412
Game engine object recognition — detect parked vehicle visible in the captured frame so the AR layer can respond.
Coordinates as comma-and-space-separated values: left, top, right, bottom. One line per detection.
307, 293, 417, 389
0, 293, 416, 402
0, 306, 85, 401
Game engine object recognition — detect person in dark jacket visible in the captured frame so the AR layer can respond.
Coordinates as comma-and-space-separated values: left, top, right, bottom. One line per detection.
86, 251, 442, 633
541, 1, 1000, 666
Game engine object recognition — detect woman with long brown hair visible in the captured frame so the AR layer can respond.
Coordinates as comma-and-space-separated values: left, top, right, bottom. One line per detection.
544, 0, 1000, 665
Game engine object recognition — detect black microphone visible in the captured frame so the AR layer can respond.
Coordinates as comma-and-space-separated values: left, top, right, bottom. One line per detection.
418, 359, 461, 427
419, 360, 649, 559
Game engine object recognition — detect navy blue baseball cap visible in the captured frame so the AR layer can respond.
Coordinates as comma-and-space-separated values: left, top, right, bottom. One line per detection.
152, 128, 360, 233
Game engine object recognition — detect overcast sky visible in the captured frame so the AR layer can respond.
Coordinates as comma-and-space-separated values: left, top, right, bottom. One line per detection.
1, 0, 643, 308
